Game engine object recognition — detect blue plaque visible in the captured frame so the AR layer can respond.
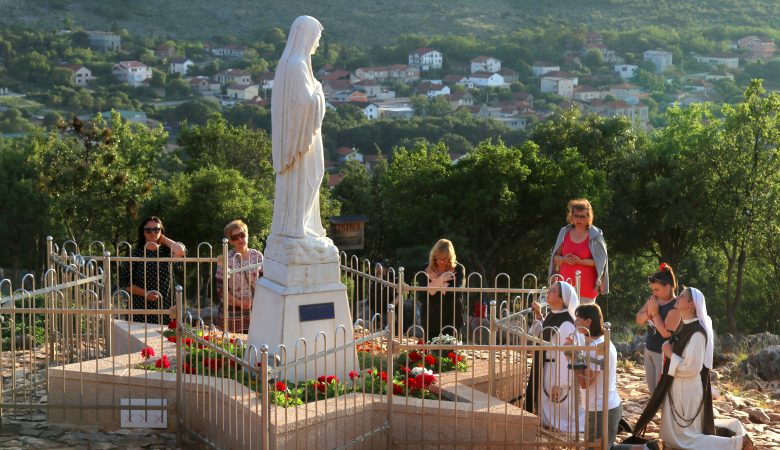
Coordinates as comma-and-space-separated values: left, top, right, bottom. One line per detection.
299, 302, 336, 322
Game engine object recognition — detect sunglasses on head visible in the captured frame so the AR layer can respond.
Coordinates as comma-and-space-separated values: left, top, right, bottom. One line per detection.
144, 227, 161, 233
647, 276, 669, 284
230, 232, 246, 241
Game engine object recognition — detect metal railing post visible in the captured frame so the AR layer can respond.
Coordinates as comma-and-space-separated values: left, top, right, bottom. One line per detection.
222, 238, 230, 333
175, 285, 184, 448
103, 250, 112, 355
575, 269, 581, 299
386, 304, 395, 448
260, 345, 270, 450
488, 300, 497, 397
396, 267, 405, 339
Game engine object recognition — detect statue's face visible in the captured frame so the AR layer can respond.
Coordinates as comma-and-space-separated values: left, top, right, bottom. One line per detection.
311, 34, 320, 55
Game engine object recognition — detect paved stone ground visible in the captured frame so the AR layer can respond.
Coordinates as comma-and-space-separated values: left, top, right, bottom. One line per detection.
615, 360, 780, 449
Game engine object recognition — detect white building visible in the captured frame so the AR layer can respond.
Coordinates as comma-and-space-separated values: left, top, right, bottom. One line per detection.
355, 65, 420, 83
541, 72, 578, 98
532, 61, 560, 76
111, 61, 152, 87
215, 69, 251, 86
695, 54, 739, 69
87, 31, 120, 52
169, 57, 193, 76
468, 72, 507, 87
63, 64, 94, 87
408, 48, 443, 71
614, 64, 638, 79
226, 84, 259, 100
470, 56, 501, 74
643, 50, 673, 74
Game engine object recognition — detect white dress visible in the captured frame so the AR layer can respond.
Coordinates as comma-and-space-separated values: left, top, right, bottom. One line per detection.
661, 324, 746, 449
530, 314, 586, 433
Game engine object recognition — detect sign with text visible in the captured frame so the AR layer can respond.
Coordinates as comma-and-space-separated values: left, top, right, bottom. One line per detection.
329, 215, 368, 251
299, 302, 336, 322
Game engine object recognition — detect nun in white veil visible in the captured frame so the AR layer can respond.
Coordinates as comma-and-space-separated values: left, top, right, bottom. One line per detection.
658, 287, 749, 450
269, 15, 327, 239
528, 281, 586, 433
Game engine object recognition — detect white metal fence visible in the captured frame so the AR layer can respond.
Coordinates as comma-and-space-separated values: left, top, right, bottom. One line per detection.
0, 238, 611, 449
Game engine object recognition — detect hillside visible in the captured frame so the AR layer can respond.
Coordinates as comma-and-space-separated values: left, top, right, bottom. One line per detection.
1, 0, 779, 45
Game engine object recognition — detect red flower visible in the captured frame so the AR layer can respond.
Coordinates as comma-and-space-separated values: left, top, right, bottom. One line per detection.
183, 362, 197, 374
400, 366, 411, 375
409, 351, 422, 362
203, 358, 223, 371
140, 347, 155, 359
276, 381, 287, 392
315, 382, 326, 393
167, 336, 177, 342
168, 319, 177, 330
416, 339, 425, 345
317, 375, 326, 383
414, 373, 436, 390
326, 375, 339, 383
183, 337, 194, 346
155, 355, 170, 369
349, 370, 360, 380
425, 354, 437, 366
380, 371, 388, 382
457, 355, 463, 362
392, 383, 404, 395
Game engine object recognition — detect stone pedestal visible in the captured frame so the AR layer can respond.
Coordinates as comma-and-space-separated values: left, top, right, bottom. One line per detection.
246, 256, 357, 383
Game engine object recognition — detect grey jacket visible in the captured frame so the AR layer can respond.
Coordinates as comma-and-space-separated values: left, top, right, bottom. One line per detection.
548, 224, 609, 295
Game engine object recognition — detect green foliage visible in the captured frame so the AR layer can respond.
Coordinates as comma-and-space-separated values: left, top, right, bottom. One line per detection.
143, 166, 273, 250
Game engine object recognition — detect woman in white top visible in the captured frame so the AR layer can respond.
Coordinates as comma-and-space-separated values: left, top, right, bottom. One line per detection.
528, 281, 585, 433
574, 303, 650, 450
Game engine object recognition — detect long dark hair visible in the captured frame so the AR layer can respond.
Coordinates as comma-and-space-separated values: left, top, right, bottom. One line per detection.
575, 303, 605, 337
136, 216, 164, 248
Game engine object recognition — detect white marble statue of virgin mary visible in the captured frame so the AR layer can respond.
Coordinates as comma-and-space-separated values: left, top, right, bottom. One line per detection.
270, 15, 327, 239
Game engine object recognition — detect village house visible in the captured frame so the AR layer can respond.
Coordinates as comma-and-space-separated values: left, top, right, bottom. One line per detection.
226, 84, 259, 100
62, 64, 94, 87
111, 61, 152, 87
643, 50, 673, 73
258, 71, 275, 91
614, 64, 638, 79
737, 36, 776, 61
448, 92, 474, 108
377, 99, 415, 119
573, 85, 605, 102
322, 79, 353, 94
468, 72, 507, 88
499, 68, 518, 84
470, 56, 501, 74
695, 53, 739, 69
336, 146, 363, 163
353, 79, 381, 98
348, 102, 380, 120
187, 76, 213, 93
415, 81, 450, 97
408, 48, 443, 71
212, 45, 246, 58
442, 74, 468, 85
532, 61, 561, 76
541, 72, 578, 98
609, 83, 641, 101
215, 68, 251, 86
354, 65, 420, 83
87, 31, 120, 52
169, 57, 193, 76
327, 90, 369, 103
683, 79, 714, 95
322, 69, 351, 82
155, 43, 177, 59
587, 100, 649, 128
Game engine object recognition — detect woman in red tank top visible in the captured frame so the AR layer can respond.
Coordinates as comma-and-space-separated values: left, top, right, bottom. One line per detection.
551, 199, 604, 303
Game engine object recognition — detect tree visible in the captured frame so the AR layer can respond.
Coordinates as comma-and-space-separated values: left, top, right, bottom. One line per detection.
28, 112, 168, 244
331, 160, 372, 216
175, 114, 274, 186
705, 80, 780, 333
143, 166, 273, 250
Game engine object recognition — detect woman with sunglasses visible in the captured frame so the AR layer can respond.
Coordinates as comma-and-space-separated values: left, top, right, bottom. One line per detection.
120, 216, 185, 325
549, 199, 609, 304
215, 220, 264, 333
635, 263, 681, 393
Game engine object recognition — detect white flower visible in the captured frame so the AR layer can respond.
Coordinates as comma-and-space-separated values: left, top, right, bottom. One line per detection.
410, 367, 433, 377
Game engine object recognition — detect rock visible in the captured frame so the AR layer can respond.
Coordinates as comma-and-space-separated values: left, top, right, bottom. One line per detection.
745, 345, 780, 381
745, 407, 771, 424
728, 394, 747, 408
767, 412, 780, 423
